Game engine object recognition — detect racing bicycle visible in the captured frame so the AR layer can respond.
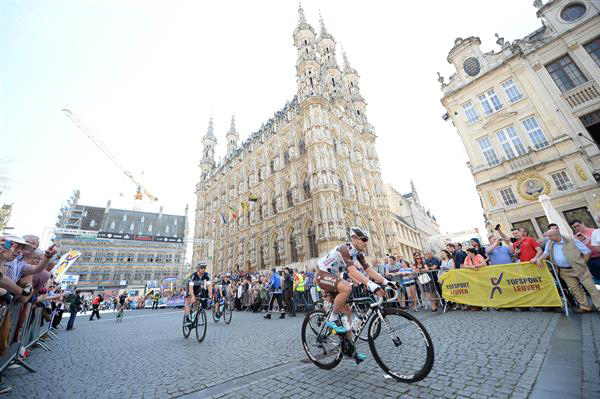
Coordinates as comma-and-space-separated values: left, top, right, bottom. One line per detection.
301, 288, 434, 382
182, 296, 207, 342
212, 292, 232, 325
115, 306, 124, 323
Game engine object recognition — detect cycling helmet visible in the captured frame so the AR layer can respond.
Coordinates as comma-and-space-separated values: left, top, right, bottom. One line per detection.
197, 260, 207, 268
349, 226, 369, 240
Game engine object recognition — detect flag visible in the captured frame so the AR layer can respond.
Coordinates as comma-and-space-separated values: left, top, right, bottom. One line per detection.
53, 251, 81, 282
241, 201, 249, 216
221, 212, 228, 224
229, 206, 238, 220
248, 193, 258, 202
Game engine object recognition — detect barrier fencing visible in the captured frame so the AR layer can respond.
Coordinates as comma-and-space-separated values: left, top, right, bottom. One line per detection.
0, 302, 57, 374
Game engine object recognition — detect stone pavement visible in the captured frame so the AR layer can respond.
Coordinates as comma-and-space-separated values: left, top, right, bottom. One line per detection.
5, 309, 600, 398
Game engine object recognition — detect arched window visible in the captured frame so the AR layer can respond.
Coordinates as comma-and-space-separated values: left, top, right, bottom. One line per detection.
307, 228, 318, 258
303, 178, 311, 200
258, 205, 263, 220
272, 198, 277, 214
259, 245, 265, 268
273, 242, 281, 266
299, 137, 306, 155
287, 188, 294, 208
270, 159, 275, 174
290, 235, 298, 262
284, 149, 290, 165
332, 140, 337, 153
339, 179, 345, 197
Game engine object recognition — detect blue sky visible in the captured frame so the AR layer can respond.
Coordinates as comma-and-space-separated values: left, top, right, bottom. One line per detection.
1, 0, 542, 240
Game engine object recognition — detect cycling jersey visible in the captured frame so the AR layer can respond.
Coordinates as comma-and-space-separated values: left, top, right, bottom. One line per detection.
118, 294, 127, 305
189, 271, 210, 296
318, 242, 370, 275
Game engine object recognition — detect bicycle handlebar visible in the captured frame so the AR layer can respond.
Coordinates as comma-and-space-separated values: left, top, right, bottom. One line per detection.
370, 284, 400, 308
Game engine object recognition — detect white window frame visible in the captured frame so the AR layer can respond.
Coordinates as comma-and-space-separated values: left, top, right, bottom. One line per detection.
521, 116, 550, 150
496, 126, 527, 160
499, 187, 518, 206
479, 89, 503, 115
462, 101, 479, 124
550, 170, 575, 192
478, 136, 500, 167
501, 79, 523, 103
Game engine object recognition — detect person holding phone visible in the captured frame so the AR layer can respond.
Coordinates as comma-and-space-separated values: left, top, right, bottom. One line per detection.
512, 228, 542, 263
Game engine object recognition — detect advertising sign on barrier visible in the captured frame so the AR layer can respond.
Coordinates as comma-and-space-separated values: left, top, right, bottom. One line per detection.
440, 262, 562, 308
147, 280, 158, 289
166, 296, 185, 307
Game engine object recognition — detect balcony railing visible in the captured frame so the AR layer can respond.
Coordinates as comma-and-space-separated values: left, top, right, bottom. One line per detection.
505, 153, 534, 172
561, 80, 600, 111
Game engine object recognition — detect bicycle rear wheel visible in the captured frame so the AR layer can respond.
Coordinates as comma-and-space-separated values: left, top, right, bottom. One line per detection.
195, 308, 207, 342
368, 308, 434, 382
301, 310, 343, 370
182, 313, 191, 339
223, 302, 232, 324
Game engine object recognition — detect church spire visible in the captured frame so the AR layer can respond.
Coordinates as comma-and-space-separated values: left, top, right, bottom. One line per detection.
200, 116, 217, 177
226, 114, 239, 156
298, 1, 306, 24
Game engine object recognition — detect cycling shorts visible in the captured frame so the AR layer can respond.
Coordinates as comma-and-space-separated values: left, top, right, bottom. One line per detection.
315, 270, 343, 294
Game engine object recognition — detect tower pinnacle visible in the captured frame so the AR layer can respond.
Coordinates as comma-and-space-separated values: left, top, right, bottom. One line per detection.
298, 2, 306, 24
226, 114, 239, 156
200, 116, 217, 177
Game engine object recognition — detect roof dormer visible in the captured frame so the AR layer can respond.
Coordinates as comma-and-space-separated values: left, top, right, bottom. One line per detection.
447, 37, 488, 80
536, 0, 599, 35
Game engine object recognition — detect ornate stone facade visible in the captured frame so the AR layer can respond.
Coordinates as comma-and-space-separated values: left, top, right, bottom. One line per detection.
439, 0, 600, 238
192, 6, 407, 274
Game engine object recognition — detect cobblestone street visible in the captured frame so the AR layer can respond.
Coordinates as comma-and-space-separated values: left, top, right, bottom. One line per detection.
6, 309, 600, 398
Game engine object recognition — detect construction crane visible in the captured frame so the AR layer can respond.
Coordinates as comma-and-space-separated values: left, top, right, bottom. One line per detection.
62, 108, 159, 205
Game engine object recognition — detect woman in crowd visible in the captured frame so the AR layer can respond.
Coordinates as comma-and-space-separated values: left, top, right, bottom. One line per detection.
464, 247, 487, 269
413, 253, 438, 312
439, 249, 455, 275
470, 238, 488, 263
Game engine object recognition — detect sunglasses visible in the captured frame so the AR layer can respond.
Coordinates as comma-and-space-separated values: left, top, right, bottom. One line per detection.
359, 237, 368, 243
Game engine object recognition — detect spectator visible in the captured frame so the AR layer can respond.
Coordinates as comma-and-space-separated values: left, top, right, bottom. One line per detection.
282, 268, 294, 316
513, 228, 542, 263
537, 229, 600, 313
384, 256, 407, 309
448, 243, 467, 269
464, 248, 487, 269
439, 250, 455, 276
470, 238, 488, 263
572, 218, 600, 284
424, 251, 442, 306
413, 253, 437, 312
372, 258, 385, 275
66, 290, 82, 330
292, 270, 309, 315
89, 294, 102, 320
152, 291, 160, 310
486, 234, 514, 265
264, 269, 284, 319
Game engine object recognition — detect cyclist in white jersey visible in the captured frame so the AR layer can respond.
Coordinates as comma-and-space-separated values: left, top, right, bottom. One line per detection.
315, 227, 398, 362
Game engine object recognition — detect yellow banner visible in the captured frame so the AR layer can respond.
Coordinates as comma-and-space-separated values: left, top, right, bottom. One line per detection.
439, 262, 562, 308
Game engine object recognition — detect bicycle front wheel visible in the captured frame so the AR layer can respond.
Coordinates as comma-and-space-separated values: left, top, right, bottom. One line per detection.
212, 303, 220, 323
368, 308, 434, 382
301, 310, 343, 370
182, 313, 191, 339
223, 302, 232, 324
195, 309, 207, 342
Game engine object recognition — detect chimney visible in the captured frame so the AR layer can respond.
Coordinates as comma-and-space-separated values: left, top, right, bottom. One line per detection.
104, 200, 112, 214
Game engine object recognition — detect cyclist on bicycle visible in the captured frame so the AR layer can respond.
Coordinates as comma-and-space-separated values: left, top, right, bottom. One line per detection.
316, 226, 398, 362
117, 291, 128, 312
184, 262, 210, 324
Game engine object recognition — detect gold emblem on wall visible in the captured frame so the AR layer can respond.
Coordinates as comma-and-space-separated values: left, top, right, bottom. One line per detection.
516, 172, 551, 201
575, 164, 588, 181
487, 192, 497, 207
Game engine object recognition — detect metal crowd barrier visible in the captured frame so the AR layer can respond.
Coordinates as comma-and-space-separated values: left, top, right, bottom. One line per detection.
0, 302, 56, 374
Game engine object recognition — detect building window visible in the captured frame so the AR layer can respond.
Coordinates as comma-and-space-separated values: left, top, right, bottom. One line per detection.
134, 273, 142, 281
284, 149, 290, 165
496, 126, 527, 160
289, 235, 298, 263
299, 138, 306, 155
522, 116, 549, 149
270, 160, 275, 174
137, 253, 146, 263
550, 170, 575, 192
546, 55, 587, 92
462, 101, 479, 124
165, 254, 172, 263
307, 227, 318, 258
478, 89, 502, 115
127, 253, 134, 262
155, 253, 163, 263
94, 252, 103, 263
501, 79, 523, 103
499, 187, 518, 206
101, 273, 110, 280
286, 188, 294, 208
148, 254, 154, 263
258, 205, 263, 220
303, 178, 311, 200
175, 254, 181, 263
338, 179, 345, 197
584, 37, 600, 68
144, 272, 152, 280
105, 253, 114, 262
271, 198, 277, 215
273, 242, 281, 266
478, 136, 500, 166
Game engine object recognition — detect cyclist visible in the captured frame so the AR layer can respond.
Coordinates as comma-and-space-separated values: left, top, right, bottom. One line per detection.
210, 275, 227, 318
116, 291, 128, 316
315, 226, 398, 362
184, 262, 210, 324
